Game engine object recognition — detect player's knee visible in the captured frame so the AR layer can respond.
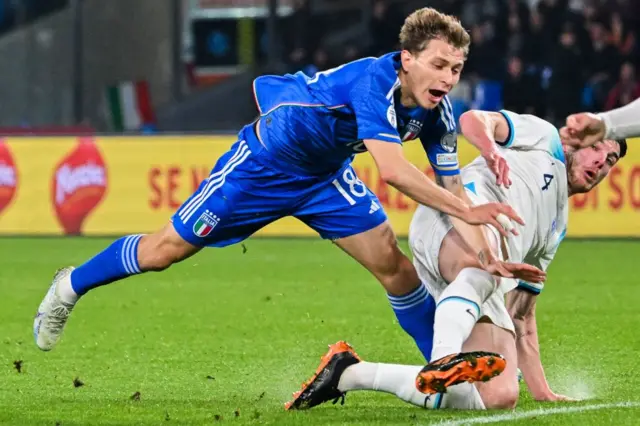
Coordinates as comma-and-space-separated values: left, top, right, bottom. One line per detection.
366, 226, 406, 275
138, 235, 178, 271
481, 385, 519, 410
378, 251, 419, 295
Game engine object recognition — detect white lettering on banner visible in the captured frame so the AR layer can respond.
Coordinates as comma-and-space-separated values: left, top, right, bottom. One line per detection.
0, 165, 16, 186
55, 164, 106, 204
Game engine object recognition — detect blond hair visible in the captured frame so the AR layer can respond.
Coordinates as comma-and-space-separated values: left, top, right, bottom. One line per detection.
399, 8, 470, 56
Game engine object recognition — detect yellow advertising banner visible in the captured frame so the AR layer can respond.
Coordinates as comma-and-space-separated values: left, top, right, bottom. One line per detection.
0, 136, 637, 238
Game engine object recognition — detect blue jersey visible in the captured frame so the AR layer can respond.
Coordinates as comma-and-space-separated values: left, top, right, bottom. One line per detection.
251, 52, 460, 176
171, 52, 461, 249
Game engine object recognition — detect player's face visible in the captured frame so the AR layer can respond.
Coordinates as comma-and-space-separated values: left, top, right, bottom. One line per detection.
400, 39, 465, 109
567, 139, 621, 193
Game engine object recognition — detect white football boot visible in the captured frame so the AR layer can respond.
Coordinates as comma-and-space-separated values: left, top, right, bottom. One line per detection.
34, 267, 77, 351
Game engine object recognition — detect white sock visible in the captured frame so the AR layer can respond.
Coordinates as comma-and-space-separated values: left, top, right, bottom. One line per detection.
338, 362, 486, 410
338, 362, 430, 407
431, 268, 495, 360
337, 361, 379, 391
58, 271, 79, 304
439, 383, 486, 410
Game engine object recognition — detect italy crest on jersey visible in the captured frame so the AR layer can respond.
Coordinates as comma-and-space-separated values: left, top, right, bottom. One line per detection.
402, 119, 423, 141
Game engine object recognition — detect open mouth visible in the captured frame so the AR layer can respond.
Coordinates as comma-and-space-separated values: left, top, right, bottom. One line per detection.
428, 89, 447, 98
584, 169, 596, 183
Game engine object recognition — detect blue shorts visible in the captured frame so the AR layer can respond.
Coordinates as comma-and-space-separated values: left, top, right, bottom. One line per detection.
172, 127, 387, 247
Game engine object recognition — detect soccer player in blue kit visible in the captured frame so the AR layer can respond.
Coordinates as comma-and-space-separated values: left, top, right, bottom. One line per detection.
34, 8, 545, 370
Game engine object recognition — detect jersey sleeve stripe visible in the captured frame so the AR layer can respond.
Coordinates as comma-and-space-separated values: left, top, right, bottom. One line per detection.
377, 133, 402, 140
438, 100, 456, 132
259, 102, 347, 118
386, 78, 401, 101
432, 163, 459, 171
517, 281, 544, 295
370, 133, 402, 142
252, 79, 263, 114
433, 167, 460, 176
555, 227, 567, 249
443, 97, 456, 130
497, 111, 515, 147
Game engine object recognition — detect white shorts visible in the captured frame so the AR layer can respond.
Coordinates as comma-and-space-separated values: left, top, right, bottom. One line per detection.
408, 203, 516, 334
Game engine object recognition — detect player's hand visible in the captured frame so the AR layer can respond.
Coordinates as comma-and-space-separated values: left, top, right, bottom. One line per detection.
463, 203, 524, 237
560, 112, 606, 148
484, 260, 546, 283
481, 149, 511, 188
536, 392, 579, 402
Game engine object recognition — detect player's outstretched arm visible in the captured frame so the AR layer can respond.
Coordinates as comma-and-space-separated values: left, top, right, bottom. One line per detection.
437, 174, 512, 274
562, 98, 640, 147
459, 110, 512, 187
364, 139, 524, 238
434, 174, 546, 282
507, 289, 576, 402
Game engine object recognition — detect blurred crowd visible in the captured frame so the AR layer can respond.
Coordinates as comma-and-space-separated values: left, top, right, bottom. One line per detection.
285, 0, 640, 126
0, 0, 68, 34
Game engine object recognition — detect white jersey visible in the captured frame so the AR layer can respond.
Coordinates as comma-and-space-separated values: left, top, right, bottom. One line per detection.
461, 110, 569, 294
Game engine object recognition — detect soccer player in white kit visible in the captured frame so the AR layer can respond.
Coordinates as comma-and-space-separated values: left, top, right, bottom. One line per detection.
285, 109, 626, 411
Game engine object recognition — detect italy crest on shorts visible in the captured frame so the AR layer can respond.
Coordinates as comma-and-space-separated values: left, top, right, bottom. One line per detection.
193, 210, 220, 237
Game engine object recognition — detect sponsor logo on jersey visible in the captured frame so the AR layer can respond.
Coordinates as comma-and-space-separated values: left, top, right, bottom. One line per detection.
193, 210, 220, 237
0, 140, 17, 216
387, 105, 397, 128
436, 153, 458, 166
402, 119, 423, 141
52, 139, 107, 235
440, 132, 458, 153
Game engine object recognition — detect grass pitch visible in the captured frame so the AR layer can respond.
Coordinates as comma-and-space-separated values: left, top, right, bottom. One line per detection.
1, 237, 639, 425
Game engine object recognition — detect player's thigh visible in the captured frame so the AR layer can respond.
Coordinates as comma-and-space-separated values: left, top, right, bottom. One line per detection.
294, 166, 418, 295
437, 224, 501, 285
172, 139, 290, 249
334, 221, 420, 295
463, 321, 519, 409
408, 205, 455, 300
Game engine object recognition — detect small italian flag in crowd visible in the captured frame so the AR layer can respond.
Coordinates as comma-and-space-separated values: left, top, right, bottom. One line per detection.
105, 81, 156, 132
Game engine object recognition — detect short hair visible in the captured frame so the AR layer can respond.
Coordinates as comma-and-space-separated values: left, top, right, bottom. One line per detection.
399, 8, 471, 56
616, 139, 628, 158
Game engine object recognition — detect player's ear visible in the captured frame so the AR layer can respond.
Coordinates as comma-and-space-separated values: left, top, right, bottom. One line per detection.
562, 144, 576, 156
400, 50, 413, 73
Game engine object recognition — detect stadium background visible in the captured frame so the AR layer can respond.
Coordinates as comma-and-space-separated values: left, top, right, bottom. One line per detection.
2, 2, 640, 426
0, 0, 638, 238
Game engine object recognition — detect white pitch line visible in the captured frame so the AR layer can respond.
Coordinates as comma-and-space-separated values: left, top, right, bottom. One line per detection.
431, 402, 640, 425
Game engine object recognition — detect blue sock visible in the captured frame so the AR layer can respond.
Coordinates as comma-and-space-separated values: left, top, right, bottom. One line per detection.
388, 284, 436, 362
70, 235, 144, 295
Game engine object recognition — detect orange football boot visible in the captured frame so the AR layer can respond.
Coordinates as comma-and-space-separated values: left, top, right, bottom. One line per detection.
285, 341, 361, 410
416, 351, 506, 394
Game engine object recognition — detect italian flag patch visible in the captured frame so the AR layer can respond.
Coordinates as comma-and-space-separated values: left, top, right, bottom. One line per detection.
193, 211, 220, 237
